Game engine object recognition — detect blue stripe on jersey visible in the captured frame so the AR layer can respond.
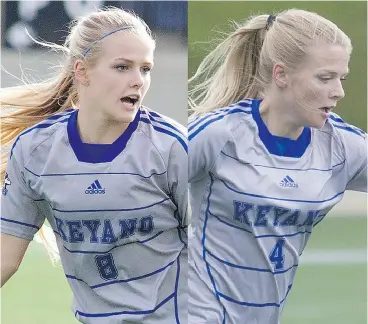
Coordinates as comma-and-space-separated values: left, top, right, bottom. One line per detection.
209, 210, 312, 238
174, 255, 181, 324
140, 118, 188, 152
218, 284, 292, 308
0, 217, 40, 230
189, 107, 252, 141
332, 124, 366, 138
10, 113, 72, 159
214, 173, 344, 204
206, 249, 298, 274
222, 306, 226, 324
24, 167, 166, 178
66, 259, 175, 289
221, 151, 346, 172
58, 231, 164, 254
142, 110, 186, 137
329, 114, 366, 137
202, 175, 221, 299
177, 227, 187, 248
50, 197, 169, 213
188, 99, 252, 132
75, 292, 175, 317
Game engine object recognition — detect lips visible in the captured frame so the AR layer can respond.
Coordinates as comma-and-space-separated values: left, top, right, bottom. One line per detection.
319, 106, 334, 113
120, 95, 140, 106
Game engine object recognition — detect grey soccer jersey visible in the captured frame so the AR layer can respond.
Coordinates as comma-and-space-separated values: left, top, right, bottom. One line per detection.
188, 99, 367, 324
1, 107, 188, 324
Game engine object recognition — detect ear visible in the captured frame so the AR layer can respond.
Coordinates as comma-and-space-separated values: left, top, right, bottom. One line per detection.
74, 60, 90, 86
272, 63, 288, 89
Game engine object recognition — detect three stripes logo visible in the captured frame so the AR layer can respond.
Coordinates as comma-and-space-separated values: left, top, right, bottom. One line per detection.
279, 175, 298, 188
85, 180, 105, 195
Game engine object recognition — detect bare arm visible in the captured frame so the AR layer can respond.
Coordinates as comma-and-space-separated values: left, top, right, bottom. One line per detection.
1, 233, 30, 287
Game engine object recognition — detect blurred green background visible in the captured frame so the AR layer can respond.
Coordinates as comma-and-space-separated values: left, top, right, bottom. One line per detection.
188, 1, 367, 131
188, 2, 367, 324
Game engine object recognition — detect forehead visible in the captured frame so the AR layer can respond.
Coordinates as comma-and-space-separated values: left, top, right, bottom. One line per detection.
302, 44, 350, 73
98, 30, 154, 63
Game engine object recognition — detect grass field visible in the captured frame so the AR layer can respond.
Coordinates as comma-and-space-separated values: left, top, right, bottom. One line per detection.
1, 215, 366, 324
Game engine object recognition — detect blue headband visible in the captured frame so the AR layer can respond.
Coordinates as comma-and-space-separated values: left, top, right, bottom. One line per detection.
82, 26, 134, 57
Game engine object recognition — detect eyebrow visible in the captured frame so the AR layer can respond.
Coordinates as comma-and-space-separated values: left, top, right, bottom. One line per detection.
319, 69, 350, 76
113, 57, 154, 66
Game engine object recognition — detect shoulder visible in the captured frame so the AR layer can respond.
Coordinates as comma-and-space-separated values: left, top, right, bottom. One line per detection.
138, 106, 187, 153
321, 112, 366, 142
188, 99, 254, 143
9, 109, 74, 160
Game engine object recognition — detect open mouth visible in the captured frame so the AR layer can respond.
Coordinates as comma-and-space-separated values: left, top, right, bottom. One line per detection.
319, 106, 333, 113
120, 95, 139, 106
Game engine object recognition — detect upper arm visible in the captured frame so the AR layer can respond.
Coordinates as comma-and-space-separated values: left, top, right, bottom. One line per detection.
167, 139, 188, 228
1, 137, 45, 240
344, 131, 367, 192
188, 114, 230, 183
1, 233, 31, 270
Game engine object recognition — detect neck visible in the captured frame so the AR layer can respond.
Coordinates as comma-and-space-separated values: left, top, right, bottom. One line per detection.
76, 108, 130, 144
259, 97, 304, 140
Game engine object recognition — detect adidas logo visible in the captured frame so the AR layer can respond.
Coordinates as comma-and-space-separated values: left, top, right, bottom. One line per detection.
279, 175, 298, 188
85, 180, 106, 195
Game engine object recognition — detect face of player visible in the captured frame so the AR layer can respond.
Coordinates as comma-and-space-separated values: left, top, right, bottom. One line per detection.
285, 43, 350, 129
85, 30, 154, 123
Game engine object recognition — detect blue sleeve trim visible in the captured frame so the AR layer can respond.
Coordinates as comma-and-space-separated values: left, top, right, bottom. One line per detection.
0, 217, 40, 230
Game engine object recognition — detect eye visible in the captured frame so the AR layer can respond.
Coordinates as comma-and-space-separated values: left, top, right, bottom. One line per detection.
340, 77, 348, 82
318, 76, 331, 83
115, 65, 129, 72
141, 66, 152, 74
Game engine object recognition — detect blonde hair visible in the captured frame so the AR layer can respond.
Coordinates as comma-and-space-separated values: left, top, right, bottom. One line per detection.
1, 7, 154, 262
189, 9, 352, 115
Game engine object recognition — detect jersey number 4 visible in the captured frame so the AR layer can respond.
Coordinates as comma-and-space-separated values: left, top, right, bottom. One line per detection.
95, 253, 118, 280
269, 239, 285, 271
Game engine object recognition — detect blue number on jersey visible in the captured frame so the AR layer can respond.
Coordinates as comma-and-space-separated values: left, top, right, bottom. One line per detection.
95, 253, 118, 280
269, 239, 285, 271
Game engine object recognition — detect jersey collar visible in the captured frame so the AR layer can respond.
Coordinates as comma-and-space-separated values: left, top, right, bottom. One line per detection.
251, 99, 311, 158
67, 109, 140, 163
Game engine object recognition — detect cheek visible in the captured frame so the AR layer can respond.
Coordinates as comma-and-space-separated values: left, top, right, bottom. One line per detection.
293, 78, 323, 105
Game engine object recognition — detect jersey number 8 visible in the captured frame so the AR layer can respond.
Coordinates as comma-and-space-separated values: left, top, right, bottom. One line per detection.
95, 253, 118, 280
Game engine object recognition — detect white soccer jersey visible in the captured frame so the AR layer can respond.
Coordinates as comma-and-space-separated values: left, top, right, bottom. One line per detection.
1, 107, 188, 324
188, 99, 367, 324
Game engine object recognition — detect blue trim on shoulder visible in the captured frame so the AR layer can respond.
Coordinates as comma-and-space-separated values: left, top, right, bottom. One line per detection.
67, 109, 140, 163
329, 114, 366, 138
10, 112, 72, 159
0, 217, 40, 230
189, 105, 252, 141
142, 110, 186, 137
140, 118, 188, 153
251, 99, 311, 157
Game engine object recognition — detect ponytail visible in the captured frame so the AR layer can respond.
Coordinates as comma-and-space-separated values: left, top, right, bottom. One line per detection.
189, 15, 269, 115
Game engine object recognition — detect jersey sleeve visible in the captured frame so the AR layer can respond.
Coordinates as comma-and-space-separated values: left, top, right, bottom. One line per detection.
1, 138, 45, 240
167, 139, 188, 228
344, 130, 367, 192
188, 113, 231, 183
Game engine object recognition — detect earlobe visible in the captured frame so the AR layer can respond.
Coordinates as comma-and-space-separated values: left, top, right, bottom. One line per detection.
74, 60, 90, 86
273, 63, 288, 89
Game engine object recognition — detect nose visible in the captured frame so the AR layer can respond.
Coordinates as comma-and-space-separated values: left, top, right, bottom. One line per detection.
129, 69, 144, 89
330, 80, 345, 101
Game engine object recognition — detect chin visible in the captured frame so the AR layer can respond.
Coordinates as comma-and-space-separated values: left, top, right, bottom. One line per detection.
110, 109, 138, 123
